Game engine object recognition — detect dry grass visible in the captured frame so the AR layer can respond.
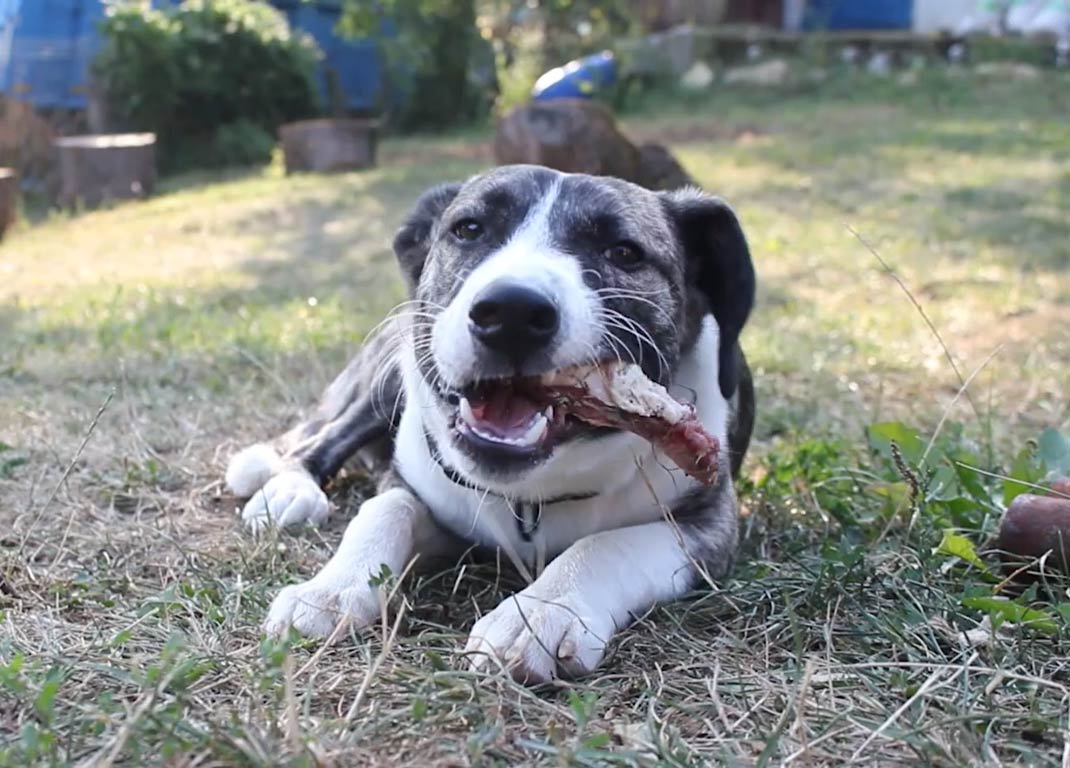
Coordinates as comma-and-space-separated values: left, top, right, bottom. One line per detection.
2, 70, 1070, 766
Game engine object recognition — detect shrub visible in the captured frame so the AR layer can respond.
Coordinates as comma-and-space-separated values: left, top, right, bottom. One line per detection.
211, 120, 277, 167
94, 0, 321, 172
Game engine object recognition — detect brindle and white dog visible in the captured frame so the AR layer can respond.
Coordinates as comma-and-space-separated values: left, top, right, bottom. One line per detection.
225, 165, 756, 682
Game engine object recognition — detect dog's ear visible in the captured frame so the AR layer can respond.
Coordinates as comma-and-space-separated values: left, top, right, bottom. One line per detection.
392, 182, 463, 291
662, 189, 755, 400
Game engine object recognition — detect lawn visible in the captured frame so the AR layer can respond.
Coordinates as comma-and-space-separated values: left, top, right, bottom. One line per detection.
2, 70, 1070, 765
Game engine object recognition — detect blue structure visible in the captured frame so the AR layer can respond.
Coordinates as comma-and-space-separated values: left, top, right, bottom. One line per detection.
0, 0, 383, 111
803, 0, 914, 30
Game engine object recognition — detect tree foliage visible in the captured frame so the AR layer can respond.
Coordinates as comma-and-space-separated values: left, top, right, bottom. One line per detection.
95, 0, 321, 171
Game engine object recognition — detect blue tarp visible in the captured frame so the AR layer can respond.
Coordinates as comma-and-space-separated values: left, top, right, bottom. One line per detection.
0, 0, 383, 111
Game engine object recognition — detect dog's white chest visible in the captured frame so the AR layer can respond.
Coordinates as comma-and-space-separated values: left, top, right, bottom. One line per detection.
393, 419, 684, 565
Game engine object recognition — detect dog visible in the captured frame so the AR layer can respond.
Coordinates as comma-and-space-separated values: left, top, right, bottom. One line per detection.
225, 164, 756, 682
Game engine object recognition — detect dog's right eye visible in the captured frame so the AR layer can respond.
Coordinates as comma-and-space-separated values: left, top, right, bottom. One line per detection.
450, 219, 484, 242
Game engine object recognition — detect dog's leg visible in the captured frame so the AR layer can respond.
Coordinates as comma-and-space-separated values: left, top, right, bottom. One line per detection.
225, 344, 402, 532
464, 485, 737, 683
263, 484, 451, 637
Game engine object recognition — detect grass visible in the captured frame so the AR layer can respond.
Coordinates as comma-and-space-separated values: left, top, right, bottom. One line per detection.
2, 68, 1070, 765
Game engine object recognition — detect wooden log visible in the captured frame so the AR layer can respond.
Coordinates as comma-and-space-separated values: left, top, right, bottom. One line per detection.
279, 119, 379, 174
0, 168, 16, 239
53, 133, 156, 209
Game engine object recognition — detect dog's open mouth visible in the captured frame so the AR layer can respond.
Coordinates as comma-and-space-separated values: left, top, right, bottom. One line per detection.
457, 385, 554, 451
453, 362, 720, 485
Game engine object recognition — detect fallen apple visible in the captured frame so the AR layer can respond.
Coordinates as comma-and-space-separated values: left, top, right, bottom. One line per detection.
997, 490, 1070, 576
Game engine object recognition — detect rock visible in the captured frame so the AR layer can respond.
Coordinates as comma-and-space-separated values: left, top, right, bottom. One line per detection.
54, 133, 156, 209
658, 25, 709, 75
680, 61, 714, 90
494, 100, 640, 180
636, 143, 695, 191
279, 118, 379, 174
867, 51, 893, 77
840, 45, 861, 65
617, 24, 715, 79
974, 61, 1042, 80
0, 168, 16, 239
723, 58, 791, 87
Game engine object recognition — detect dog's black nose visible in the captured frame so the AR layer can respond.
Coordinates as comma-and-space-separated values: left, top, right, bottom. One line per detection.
469, 281, 559, 362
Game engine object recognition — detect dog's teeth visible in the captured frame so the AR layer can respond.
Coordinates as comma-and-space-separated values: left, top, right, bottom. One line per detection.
459, 400, 547, 448
459, 397, 475, 426
519, 413, 549, 446
544, 405, 554, 422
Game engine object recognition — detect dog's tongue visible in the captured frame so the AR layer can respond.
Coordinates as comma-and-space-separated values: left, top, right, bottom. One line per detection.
469, 386, 541, 435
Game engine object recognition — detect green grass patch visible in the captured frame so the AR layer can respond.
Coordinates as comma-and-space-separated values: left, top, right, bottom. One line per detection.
2, 70, 1070, 764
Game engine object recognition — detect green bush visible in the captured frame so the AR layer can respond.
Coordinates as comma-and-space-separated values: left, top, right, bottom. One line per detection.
211, 120, 277, 167
95, 0, 321, 172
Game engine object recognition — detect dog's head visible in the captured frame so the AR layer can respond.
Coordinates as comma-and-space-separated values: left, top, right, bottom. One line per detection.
393, 165, 754, 485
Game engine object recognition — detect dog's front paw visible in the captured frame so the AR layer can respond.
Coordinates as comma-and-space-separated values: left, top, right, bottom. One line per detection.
241, 470, 329, 532
263, 577, 379, 638
464, 589, 616, 683
226, 444, 283, 497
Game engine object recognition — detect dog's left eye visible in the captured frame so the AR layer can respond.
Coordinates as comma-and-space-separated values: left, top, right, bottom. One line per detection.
604, 242, 644, 269
451, 219, 484, 242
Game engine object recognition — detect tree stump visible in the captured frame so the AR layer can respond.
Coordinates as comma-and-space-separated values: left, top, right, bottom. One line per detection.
279, 119, 379, 174
636, 142, 696, 191
494, 100, 641, 180
495, 101, 696, 192
0, 169, 17, 239
54, 133, 156, 209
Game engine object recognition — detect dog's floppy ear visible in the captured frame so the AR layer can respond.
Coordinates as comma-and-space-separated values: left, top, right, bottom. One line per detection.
663, 188, 755, 400
392, 182, 463, 291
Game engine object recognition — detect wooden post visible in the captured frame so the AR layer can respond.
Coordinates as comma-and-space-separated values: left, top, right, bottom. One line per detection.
0, 168, 17, 240
54, 133, 156, 209
279, 119, 379, 174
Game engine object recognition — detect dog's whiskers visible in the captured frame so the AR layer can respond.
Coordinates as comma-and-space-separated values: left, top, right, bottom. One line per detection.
595, 288, 677, 327
595, 308, 670, 379
599, 327, 639, 368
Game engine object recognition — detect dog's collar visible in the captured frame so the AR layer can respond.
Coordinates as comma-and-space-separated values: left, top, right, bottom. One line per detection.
419, 427, 596, 541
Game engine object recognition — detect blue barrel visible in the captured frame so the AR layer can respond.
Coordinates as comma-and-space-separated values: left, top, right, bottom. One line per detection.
1, 0, 384, 112
532, 50, 617, 102
0, 0, 105, 108
804, 0, 913, 30
272, 0, 383, 112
